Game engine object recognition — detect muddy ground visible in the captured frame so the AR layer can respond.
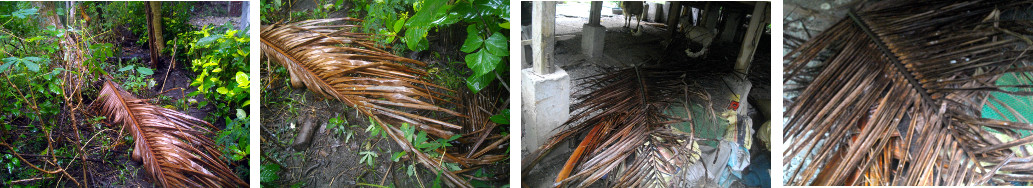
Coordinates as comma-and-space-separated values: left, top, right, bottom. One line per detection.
259, 84, 442, 187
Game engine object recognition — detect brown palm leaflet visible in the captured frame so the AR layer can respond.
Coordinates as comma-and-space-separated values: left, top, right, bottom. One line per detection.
784, 0, 1033, 185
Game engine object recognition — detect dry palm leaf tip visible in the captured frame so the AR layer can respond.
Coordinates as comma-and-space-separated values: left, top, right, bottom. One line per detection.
522, 57, 731, 188
785, 0, 1033, 186
261, 18, 508, 187
94, 80, 248, 187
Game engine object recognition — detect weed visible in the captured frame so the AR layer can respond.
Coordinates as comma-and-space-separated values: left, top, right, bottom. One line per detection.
359, 150, 378, 167
114, 63, 155, 93
327, 114, 355, 143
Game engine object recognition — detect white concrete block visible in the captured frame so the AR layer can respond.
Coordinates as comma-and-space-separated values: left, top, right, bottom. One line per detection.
521, 67, 571, 154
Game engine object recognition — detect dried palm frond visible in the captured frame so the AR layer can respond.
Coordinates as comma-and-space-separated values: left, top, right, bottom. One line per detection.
94, 80, 248, 187
260, 18, 479, 187
523, 61, 725, 187
784, 0, 1033, 185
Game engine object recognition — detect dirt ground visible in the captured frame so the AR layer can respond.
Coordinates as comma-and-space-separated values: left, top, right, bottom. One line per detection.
259, 84, 442, 187
521, 2, 771, 187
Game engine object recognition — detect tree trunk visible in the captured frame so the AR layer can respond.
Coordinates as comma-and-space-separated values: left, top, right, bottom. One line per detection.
145, 1, 164, 68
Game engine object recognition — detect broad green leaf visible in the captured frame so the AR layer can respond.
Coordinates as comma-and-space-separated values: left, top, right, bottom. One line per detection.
196, 35, 221, 46
217, 87, 229, 94
403, 27, 428, 51
499, 21, 510, 29
451, 1, 477, 20
431, 12, 461, 26
237, 49, 248, 57
405, 0, 449, 28
260, 163, 281, 182
136, 67, 153, 76
236, 109, 247, 120
48, 83, 62, 95
465, 49, 501, 77
118, 64, 134, 72
225, 30, 238, 37
461, 25, 483, 53
465, 71, 495, 93
416, 38, 430, 52
484, 32, 508, 56
235, 72, 250, 89
489, 109, 510, 124
473, 0, 505, 17
12, 8, 37, 19
23, 61, 39, 72
0, 61, 14, 73
393, 17, 406, 33
391, 152, 406, 162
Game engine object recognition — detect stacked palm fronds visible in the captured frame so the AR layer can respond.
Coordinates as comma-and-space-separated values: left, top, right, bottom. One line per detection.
261, 18, 508, 187
784, 0, 1033, 185
94, 80, 248, 187
523, 61, 727, 187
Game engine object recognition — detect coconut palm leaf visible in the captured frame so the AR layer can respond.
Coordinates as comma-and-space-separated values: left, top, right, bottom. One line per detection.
523, 61, 724, 187
784, 0, 1033, 185
260, 18, 478, 187
94, 80, 248, 187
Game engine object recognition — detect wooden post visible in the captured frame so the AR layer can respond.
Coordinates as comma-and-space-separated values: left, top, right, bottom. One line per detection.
532, 2, 556, 75
735, 2, 768, 75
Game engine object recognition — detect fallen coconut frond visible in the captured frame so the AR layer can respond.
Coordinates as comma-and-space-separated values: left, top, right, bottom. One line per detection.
94, 80, 248, 187
524, 61, 728, 187
784, 0, 1033, 185
260, 18, 476, 187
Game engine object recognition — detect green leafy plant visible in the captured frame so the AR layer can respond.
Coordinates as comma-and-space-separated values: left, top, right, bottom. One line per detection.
185, 26, 250, 122
389, 0, 510, 93
260, 163, 281, 186
359, 150, 378, 167
400, 123, 461, 157
212, 107, 246, 164
114, 63, 154, 93
327, 114, 355, 143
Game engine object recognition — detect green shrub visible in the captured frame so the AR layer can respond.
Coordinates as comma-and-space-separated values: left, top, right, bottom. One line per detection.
185, 26, 251, 122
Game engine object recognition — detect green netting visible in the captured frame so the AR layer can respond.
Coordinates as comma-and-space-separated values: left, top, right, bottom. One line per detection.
981, 72, 1033, 137
667, 102, 728, 147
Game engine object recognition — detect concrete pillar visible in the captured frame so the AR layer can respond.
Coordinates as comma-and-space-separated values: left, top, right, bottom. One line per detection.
582, 2, 605, 58
524, 1, 570, 155
704, 4, 721, 29
650, 3, 664, 22
581, 24, 606, 58
719, 11, 742, 43
735, 2, 768, 75
588, 1, 602, 26
667, 2, 681, 37
532, 2, 556, 74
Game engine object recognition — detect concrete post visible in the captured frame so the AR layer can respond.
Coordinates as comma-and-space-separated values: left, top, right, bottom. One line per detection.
524, 1, 570, 156
735, 2, 768, 75
704, 4, 721, 30
533, 2, 556, 74
588, 1, 602, 26
582, 2, 606, 58
719, 11, 742, 43
667, 2, 681, 37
